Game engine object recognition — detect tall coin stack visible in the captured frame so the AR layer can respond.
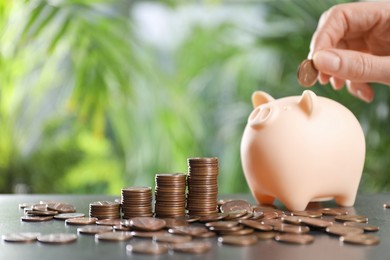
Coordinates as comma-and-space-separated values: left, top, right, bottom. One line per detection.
187, 157, 219, 216
121, 187, 153, 219
89, 201, 120, 219
154, 173, 187, 218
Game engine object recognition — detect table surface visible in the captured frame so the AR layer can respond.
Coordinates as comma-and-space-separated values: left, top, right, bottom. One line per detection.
0, 193, 389, 260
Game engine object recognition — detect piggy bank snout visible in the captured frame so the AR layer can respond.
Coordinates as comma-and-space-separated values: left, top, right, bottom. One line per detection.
248, 106, 272, 129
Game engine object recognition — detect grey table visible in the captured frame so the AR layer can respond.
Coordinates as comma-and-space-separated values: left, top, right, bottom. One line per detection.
0, 193, 389, 260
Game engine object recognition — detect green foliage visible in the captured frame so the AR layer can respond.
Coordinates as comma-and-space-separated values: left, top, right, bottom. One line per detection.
1, 0, 390, 195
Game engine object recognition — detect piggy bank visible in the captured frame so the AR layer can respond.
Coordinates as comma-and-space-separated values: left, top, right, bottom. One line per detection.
240, 90, 365, 211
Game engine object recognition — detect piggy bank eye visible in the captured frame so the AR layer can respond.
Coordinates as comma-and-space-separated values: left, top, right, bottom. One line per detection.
248, 106, 272, 129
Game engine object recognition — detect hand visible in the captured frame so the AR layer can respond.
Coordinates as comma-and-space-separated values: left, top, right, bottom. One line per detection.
308, 2, 390, 103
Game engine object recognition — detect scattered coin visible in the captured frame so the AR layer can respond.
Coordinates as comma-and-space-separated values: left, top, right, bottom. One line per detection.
131, 231, 168, 238
168, 226, 209, 236
153, 233, 192, 244
220, 200, 252, 213
218, 235, 258, 246
96, 219, 123, 226
2, 232, 41, 243
77, 226, 113, 235
321, 208, 348, 216
291, 210, 322, 218
238, 220, 273, 231
95, 232, 132, 241
21, 215, 53, 222
47, 203, 76, 213
130, 217, 166, 231
273, 223, 310, 234
300, 217, 333, 228
127, 242, 168, 255
340, 234, 380, 246
54, 213, 85, 220
25, 210, 58, 216
65, 217, 98, 225
255, 232, 277, 240
326, 225, 364, 236
343, 222, 379, 232
37, 233, 77, 244
171, 241, 212, 254
334, 215, 368, 223
275, 234, 314, 245
297, 59, 318, 87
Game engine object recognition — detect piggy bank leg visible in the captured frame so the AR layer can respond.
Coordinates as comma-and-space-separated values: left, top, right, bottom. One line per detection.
282, 199, 310, 212
335, 193, 357, 207
255, 193, 275, 206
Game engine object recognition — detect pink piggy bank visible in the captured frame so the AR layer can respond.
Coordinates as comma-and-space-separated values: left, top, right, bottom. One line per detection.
240, 90, 365, 211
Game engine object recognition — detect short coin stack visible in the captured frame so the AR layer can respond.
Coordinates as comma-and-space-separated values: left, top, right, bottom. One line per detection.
154, 173, 187, 218
89, 201, 120, 219
121, 187, 153, 219
186, 157, 219, 216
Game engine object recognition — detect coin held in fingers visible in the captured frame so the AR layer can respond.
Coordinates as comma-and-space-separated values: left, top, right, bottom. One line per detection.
297, 59, 318, 87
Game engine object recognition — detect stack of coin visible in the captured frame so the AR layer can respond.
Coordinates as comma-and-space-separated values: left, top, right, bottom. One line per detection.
154, 173, 187, 218
89, 201, 120, 219
121, 187, 153, 219
186, 157, 219, 216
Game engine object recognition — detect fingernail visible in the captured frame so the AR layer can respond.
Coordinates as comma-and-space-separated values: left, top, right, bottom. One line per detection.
357, 90, 373, 103
313, 50, 341, 72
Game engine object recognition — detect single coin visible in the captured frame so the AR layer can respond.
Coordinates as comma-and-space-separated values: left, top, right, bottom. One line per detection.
168, 226, 208, 236
96, 219, 123, 226
251, 211, 264, 220
343, 222, 379, 232
47, 203, 76, 213
198, 213, 228, 222
193, 231, 217, 238
321, 208, 348, 216
54, 213, 85, 220
26, 210, 58, 216
19, 203, 32, 209
130, 217, 166, 231
300, 217, 333, 228
77, 226, 113, 235
383, 203, 390, 209
224, 210, 248, 220
275, 234, 314, 245
163, 218, 188, 228
220, 200, 251, 213
218, 228, 254, 236
21, 216, 53, 222
273, 223, 310, 234
153, 234, 192, 244
95, 232, 132, 241
131, 231, 168, 238
2, 232, 41, 243
281, 216, 302, 225
335, 215, 368, 223
297, 59, 318, 87
208, 225, 243, 232
122, 186, 152, 193
218, 235, 258, 246
37, 233, 77, 244
326, 225, 364, 236
291, 210, 322, 218
238, 220, 273, 231
340, 234, 380, 246
172, 241, 212, 254
65, 217, 98, 225
205, 221, 238, 228
127, 242, 168, 255
255, 231, 277, 240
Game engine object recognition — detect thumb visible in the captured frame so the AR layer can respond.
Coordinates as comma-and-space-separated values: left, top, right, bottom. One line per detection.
312, 49, 390, 85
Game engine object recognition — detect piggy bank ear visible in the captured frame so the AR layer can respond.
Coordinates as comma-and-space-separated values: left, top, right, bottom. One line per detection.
298, 90, 318, 116
251, 91, 275, 108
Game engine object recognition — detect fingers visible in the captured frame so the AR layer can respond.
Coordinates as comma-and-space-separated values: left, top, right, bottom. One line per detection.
308, 2, 386, 57
346, 81, 374, 103
313, 49, 390, 85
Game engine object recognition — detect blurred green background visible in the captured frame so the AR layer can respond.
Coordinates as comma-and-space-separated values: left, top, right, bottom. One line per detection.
1, 0, 389, 195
